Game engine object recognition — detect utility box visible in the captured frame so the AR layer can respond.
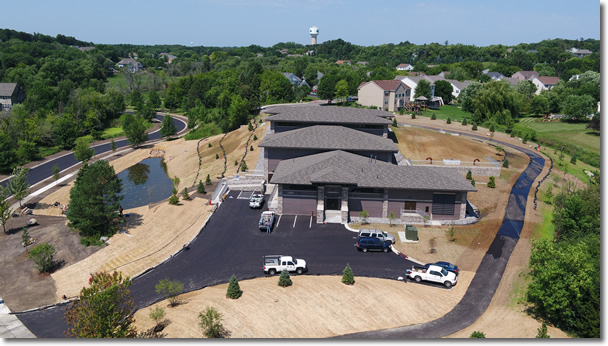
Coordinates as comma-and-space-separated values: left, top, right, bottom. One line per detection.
405, 224, 418, 241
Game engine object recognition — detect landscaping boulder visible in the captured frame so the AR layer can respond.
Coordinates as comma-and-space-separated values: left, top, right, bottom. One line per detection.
100, 236, 109, 243
27, 218, 38, 226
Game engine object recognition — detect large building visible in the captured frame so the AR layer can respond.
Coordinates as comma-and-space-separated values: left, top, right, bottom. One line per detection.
0, 83, 25, 112
261, 106, 476, 224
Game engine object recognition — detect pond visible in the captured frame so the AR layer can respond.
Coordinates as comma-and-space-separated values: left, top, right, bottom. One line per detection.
116, 158, 174, 209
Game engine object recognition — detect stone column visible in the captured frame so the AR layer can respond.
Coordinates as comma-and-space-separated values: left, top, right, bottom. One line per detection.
382, 189, 389, 218
460, 192, 467, 219
382, 126, 388, 138
277, 184, 284, 214
341, 187, 349, 223
316, 186, 325, 224
264, 149, 269, 182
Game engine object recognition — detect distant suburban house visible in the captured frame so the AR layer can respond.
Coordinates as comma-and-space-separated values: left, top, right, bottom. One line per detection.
447, 80, 474, 99
279, 49, 289, 54
259, 106, 477, 223
357, 61, 368, 65
511, 71, 539, 81
336, 60, 351, 65
485, 71, 506, 80
78, 46, 95, 52
567, 47, 592, 58
394, 75, 445, 102
159, 53, 177, 63
117, 58, 143, 72
0, 83, 25, 112
357, 80, 411, 112
395, 63, 414, 71
282, 72, 310, 88
532, 76, 561, 95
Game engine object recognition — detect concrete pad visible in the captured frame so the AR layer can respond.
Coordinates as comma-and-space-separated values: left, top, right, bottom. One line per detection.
0, 299, 35, 338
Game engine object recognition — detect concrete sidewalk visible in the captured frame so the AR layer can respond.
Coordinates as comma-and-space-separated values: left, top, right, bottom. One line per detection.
0, 298, 35, 338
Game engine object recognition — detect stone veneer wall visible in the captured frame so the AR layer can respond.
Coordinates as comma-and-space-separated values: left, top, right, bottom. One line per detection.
316, 186, 325, 224
413, 165, 500, 177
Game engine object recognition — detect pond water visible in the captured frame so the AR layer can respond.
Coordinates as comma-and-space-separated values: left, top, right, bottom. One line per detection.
116, 158, 174, 209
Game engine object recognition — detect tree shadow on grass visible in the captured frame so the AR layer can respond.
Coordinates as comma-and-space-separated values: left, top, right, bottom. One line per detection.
116, 212, 144, 233
585, 131, 600, 137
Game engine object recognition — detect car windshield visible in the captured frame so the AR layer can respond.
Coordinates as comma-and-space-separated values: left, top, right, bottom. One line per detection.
441, 268, 448, 276
293, 259, 298, 265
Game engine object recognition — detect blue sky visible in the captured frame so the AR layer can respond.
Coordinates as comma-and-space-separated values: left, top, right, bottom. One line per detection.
2, 0, 601, 47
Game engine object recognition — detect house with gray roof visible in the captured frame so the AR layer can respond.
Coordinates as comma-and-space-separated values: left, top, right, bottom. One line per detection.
0, 83, 25, 112
260, 106, 476, 223
282, 72, 310, 88
511, 71, 538, 81
117, 58, 143, 72
357, 80, 411, 111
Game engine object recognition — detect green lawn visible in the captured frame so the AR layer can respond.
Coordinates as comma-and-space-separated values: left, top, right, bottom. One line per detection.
418, 105, 470, 121
540, 150, 598, 185
517, 117, 599, 155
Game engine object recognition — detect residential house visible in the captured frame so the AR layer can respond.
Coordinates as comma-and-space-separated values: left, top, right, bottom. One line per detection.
532, 76, 561, 95
357, 61, 369, 65
396, 63, 414, 71
567, 48, 592, 58
446, 79, 474, 100
279, 49, 289, 54
485, 72, 505, 80
395, 75, 445, 102
511, 71, 539, 81
357, 80, 411, 112
336, 60, 351, 65
259, 106, 477, 223
78, 46, 95, 52
0, 83, 25, 112
117, 58, 143, 72
282, 72, 310, 88
159, 53, 177, 63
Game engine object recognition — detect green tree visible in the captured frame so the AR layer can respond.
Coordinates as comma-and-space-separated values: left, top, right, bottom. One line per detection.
489, 124, 495, 133
197, 180, 206, 194
149, 306, 166, 328
155, 278, 184, 307
335, 79, 349, 104
73, 137, 95, 163
488, 176, 496, 188
148, 90, 162, 109
110, 139, 117, 152
16, 140, 39, 164
461, 118, 467, 126
502, 158, 509, 168
27, 243, 56, 273
316, 74, 339, 101
446, 117, 451, 124
495, 145, 503, 156
21, 227, 30, 246
123, 114, 147, 148
433, 80, 453, 104
205, 174, 212, 186
530, 95, 550, 115
182, 188, 190, 200
341, 264, 355, 285
471, 178, 475, 187
52, 164, 61, 183
278, 269, 292, 287
414, 79, 432, 99
359, 210, 369, 224
168, 194, 179, 205
561, 94, 595, 120
388, 211, 396, 226
466, 170, 472, 180
0, 186, 13, 234
470, 331, 486, 338
471, 123, 477, 130
536, 322, 550, 338
241, 161, 248, 172
7, 166, 30, 208
431, 113, 436, 120
570, 154, 577, 165
198, 306, 227, 338
67, 160, 123, 238
160, 114, 177, 138
459, 82, 483, 114
226, 275, 242, 299
64, 271, 137, 338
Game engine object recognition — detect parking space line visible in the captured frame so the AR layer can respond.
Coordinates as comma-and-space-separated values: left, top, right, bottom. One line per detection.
309, 216, 313, 228
292, 215, 297, 228
276, 214, 282, 228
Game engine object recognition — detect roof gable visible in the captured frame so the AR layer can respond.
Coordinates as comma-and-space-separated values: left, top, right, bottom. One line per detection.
264, 106, 393, 125
369, 80, 410, 91
537, 76, 560, 85
0, 83, 18, 97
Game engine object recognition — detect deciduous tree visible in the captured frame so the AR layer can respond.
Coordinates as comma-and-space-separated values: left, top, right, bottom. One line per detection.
160, 114, 177, 138
155, 278, 184, 307
73, 137, 95, 163
7, 166, 30, 208
0, 186, 13, 234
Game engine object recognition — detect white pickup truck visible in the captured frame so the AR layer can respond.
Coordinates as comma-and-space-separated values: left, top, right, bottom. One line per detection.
263, 255, 307, 275
249, 192, 264, 208
405, 264, 457, 288
258, 211, 275, 231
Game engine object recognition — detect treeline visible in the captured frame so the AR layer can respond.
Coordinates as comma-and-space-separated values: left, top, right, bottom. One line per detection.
527, 183, 600, 338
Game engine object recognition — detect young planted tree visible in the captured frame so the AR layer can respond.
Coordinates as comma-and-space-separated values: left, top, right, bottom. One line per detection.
489, 124, 495, 133
253, 135, 258, 141
7, 166, 30, 208
471, 123, 478, 131
226, 275, 242, 299
64, 271, 137, 338
197, 180, 206, 194
470, 178, 475, 187
488, 176, 496, 188
392, 118, 398, 127
250, 145, 254, 151
360, 210, 369, 224
247, 122, 254, 132
0, 186, 13, 234
278, 269, 292, 287
462, 118, 467, 126
28, 243, 56, 272
388, 211, 396, 226
536, 322, 550, 338
149, 306, 166, 329
341, 264, 355, 285
470, 331, 486, 338
495, 145, 504, 156
182, 188, 190, 200
431, 113, 437, 120
198, 306, 227, 338
74, 137, 95, 163
160, 114, 177, 138
52, 164, 61, 183
67, 160, 123, 239
502, 158, 509, 168
215, 153, 219, 160
21, 227, 30, 246
466, 169, 472, 180
205, 174, 212, 186
168, 194, 179, 205
446, 117, 451, 124
155, 278, 184, 307
241, 161, 248, 172
570, 155, 577, 165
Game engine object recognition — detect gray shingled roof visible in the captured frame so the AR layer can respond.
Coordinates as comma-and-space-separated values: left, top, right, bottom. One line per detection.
0, 83, 17, 97
264, 106, 393, 125
271, 150, 477, 192
259, 125, 398, 152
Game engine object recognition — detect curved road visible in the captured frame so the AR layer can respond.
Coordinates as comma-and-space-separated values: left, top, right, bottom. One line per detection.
337, 124, 545, 338
0, 113, 187, 189
14, 117, 544, 339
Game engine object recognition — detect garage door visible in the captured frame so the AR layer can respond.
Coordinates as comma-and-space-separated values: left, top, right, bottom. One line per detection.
283, 196, 317, 215
432, 194, 456, 215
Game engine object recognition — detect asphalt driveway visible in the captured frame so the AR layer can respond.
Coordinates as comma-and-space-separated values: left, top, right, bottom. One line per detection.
17, 190, 415, 337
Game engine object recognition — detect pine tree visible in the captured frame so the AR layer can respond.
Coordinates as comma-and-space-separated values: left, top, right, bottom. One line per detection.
471, 178, 475, 187
470, 331, 485, 338
411, 113, 416, 119
250, 145, 254, 151
278, 270, 292, 287
205, 174, 212, 185
536, 322, 550, 338
110, 139, 117, 152
168, 194, 179, 205
570, 155, 577, 165
472, 123, 478, 130
431, 113, 436, 120
197, 180, 206, 194
446, 117, 451, 124
241, 161, 248, 172
226, 275, 242, 299
182, 188, 190, 200
466, 169, 472, 180
462, 118, 467, 125
208, 143, 212, 148
215, 153, 219, 160
488, 176, 496, 188
341, 264, 355, 285
502, 158, 509, 168
253, 135, 258, 141
489, 124, 495, 132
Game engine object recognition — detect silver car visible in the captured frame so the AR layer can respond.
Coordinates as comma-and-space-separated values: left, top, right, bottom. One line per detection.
357, 229, 395, 244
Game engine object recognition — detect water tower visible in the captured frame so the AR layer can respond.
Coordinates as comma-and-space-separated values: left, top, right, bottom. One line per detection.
309, 26, 319, 45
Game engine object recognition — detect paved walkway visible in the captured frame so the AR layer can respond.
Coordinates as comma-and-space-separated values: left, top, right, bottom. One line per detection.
0, 299, 35, 338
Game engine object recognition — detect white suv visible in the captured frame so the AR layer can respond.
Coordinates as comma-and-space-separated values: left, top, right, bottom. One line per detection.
357, 229, 395, 244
